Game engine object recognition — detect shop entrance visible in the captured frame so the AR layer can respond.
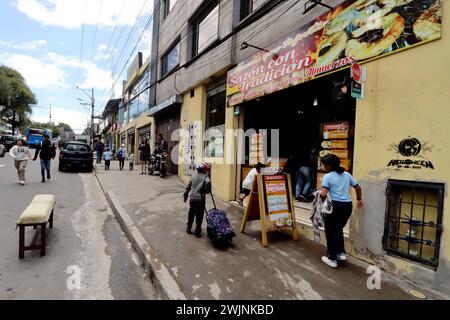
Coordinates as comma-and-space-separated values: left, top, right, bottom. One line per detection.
240, 69, 357, 226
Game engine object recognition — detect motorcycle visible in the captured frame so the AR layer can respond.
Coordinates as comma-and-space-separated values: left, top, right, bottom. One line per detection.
148, 150, 168, 178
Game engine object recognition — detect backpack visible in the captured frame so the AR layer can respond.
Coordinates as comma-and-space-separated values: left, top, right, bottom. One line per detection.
118, 148, 124, 159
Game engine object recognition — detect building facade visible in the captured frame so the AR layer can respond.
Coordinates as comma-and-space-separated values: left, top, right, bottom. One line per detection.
150, 0, 449, 296
119, 53, 156, 161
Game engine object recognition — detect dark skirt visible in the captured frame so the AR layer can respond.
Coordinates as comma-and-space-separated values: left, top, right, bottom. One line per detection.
140, 151, 150, 161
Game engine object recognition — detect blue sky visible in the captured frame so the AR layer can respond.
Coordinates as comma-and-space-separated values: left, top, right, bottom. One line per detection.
0, 0, 153, 133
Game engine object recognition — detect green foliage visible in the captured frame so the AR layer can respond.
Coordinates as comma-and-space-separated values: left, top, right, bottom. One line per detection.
0, 66, 37, 134
57, 122, 73, 132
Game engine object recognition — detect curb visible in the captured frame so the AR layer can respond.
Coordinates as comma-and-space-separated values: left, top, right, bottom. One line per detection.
93, 167, 187, 300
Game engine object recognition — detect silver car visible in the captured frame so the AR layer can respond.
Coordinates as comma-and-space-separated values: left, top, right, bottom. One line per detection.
0, 143, 5, 157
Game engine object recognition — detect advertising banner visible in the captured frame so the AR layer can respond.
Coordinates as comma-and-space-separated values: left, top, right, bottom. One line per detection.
227, 0, 442, 107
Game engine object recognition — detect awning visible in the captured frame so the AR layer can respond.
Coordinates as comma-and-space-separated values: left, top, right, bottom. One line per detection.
148, 95, 182, 117
102, 98, 122, 117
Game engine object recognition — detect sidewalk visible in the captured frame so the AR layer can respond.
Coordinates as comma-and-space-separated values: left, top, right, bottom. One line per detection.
94, 163, 415, 300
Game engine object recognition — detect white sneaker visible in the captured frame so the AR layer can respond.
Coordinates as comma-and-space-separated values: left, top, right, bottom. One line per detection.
337, 253, 347, 261
321, 256, 338, 268
20, 181, 25, 185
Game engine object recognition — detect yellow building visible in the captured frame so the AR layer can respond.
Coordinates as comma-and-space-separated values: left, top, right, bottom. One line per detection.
177, 1, 450, 295
119, 54, 155, 161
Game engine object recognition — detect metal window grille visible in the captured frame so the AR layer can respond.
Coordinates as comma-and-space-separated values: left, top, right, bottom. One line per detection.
383, 180, 444, 269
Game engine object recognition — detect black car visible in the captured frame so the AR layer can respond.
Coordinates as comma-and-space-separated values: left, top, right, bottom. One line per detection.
0, 135, 16, 151
59, 141, 93, 172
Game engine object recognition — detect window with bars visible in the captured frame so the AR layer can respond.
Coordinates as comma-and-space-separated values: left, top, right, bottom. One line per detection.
383, 180, 444, 269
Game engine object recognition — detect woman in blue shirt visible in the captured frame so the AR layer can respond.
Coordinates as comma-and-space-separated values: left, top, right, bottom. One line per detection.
320, 154, 363, 268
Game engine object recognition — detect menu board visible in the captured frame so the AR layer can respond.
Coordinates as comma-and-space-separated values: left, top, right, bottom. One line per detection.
241, 172, 298, 247
264, 175, 292, 231
317, 122, 353, 187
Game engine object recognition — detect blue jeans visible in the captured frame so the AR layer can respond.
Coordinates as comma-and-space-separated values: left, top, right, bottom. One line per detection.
40, 160, 51, 179
296, 166, 314, 198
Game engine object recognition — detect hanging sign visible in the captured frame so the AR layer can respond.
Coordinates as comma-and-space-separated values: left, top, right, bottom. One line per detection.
227, 0, 442, 107
351, 80, 364, 100
241, 170, 298, 247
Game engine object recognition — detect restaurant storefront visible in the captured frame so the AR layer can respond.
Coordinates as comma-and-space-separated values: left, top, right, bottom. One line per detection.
181, 0, 449, 294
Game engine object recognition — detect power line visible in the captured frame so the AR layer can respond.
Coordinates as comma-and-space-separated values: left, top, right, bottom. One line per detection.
101, 0, 142, 71
98, 1, 163, 105
77, 1, 88, 85
90, 0, 104, 60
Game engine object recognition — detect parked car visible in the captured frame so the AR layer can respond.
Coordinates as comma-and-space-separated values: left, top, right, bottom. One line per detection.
59, 141, 93, 172
0, 135, 16, 151
0, 143, 5, 157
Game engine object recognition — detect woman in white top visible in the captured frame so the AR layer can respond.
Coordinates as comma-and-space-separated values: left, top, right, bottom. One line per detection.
9, 137, 32, 185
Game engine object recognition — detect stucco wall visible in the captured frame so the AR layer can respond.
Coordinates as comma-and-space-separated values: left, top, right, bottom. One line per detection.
350, 2, 450, 295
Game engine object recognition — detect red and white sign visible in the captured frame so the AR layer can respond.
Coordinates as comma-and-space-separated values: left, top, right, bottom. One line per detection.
351, 63, 366, 83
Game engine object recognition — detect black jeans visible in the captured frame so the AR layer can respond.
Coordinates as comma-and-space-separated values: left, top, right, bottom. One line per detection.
119, 159, 125, 170
105, 160, 111, 170
324, 201, 353, 261
187, 203, 205, 235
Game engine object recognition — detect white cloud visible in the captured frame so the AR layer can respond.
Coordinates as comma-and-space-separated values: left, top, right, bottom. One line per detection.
15, 0, 154, 29
46, 52, 113, 91
0, 39, 47, 50
1, 50, 113, 92
0, 53, 68, 90
31, 106, 89, 133
138, 27, 153, 62
95, 43, 118, 61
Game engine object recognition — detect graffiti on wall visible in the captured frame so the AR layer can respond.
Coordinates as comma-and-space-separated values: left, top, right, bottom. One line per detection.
387, 137, 435, 170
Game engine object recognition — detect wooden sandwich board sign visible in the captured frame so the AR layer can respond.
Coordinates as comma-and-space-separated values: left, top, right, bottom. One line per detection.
240, 169, 299, 247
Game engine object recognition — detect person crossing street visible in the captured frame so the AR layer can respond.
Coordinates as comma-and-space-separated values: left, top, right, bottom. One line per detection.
33, 134, 56, 183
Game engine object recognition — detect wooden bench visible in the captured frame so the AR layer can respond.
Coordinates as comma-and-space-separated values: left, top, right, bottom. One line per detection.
17, 195, 55, 259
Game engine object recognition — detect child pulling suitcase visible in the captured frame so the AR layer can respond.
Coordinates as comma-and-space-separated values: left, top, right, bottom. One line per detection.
205, 193, 236, 244
183, 162, 235, 244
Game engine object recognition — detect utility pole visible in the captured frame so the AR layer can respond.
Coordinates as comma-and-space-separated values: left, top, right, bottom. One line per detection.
77, 86, 96, 148
91, 88, 95, 148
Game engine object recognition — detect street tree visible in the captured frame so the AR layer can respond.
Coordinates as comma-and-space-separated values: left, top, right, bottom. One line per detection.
0, 66, 36, 134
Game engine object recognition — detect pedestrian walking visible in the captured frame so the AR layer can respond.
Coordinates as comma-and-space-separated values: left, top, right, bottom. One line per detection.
319, 154, 363, 269
9, 137, 32, 185
183, 162, 212, 238
118, 144, 126, 171
96, 141, 104, 164
238, 163, 265, 206
139, 138, 150, 175
33, 134, 56, 183
103, 148, 112, 171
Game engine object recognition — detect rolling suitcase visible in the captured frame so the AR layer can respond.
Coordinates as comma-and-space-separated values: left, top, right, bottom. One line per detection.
205, 193, 236, 244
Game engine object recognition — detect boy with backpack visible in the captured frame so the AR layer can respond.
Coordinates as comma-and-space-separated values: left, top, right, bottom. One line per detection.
183, 162, 211, 238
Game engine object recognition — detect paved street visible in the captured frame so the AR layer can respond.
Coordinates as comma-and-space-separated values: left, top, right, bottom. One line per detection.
0, 152, 157, 300
95, 162, 420, 300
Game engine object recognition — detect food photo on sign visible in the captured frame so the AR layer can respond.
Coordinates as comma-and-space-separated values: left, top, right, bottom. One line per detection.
227, 0, 442, 106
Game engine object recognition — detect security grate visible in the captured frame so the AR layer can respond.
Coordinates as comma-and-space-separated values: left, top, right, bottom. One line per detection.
383, 180, 444, 269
